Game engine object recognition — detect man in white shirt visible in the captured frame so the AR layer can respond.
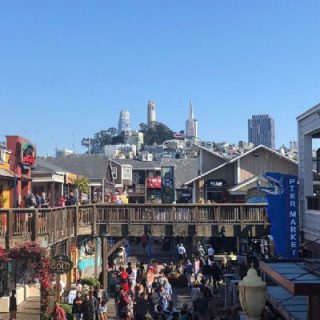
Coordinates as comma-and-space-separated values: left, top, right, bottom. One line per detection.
208, 245, 215, 258
177, 243, 186, 262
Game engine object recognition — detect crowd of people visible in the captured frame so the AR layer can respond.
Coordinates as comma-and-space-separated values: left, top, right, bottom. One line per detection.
54, 282, 109, 320
52, 240, 226, 320
25, 190, 78, 208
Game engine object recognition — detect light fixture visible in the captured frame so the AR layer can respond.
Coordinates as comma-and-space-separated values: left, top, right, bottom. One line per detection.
238, 264, 266, 320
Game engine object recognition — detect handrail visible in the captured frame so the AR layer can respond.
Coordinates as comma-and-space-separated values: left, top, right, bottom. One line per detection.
0, 203, 268, 249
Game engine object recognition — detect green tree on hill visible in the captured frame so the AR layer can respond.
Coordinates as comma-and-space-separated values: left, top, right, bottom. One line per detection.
139, 122, 174, 145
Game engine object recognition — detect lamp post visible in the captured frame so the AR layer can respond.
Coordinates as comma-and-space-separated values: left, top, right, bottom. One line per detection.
238, 264, 266, 320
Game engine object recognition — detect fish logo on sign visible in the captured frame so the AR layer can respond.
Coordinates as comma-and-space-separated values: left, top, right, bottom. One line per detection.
257, 175, 284, 196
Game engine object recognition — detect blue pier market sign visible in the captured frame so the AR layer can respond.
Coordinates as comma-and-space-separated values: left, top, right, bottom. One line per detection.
259, 172, 299, 259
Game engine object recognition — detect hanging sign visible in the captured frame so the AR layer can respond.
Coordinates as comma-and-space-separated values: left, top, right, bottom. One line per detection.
49, 254, 74, 274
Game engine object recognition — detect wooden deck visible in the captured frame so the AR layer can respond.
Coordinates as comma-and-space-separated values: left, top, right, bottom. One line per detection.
0, 203, 269, 248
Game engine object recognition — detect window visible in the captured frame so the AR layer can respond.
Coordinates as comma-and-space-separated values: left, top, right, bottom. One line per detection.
111, 167, 117, 180
0, 148, 4, 162
122, 166, 132, 180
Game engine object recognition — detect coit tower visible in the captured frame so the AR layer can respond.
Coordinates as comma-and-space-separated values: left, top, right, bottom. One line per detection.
147, 101, 156, 128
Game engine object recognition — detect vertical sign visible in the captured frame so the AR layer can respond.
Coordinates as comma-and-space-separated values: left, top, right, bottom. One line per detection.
262, 172, 299, 258
161, 166, 175, 204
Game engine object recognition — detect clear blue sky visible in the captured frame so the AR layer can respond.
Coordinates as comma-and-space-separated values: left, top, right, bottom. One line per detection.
0, 1, 320, 155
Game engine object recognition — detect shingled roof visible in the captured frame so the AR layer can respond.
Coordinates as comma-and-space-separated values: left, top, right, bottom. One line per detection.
39, 155, 108, 179
161, 158, 198, 188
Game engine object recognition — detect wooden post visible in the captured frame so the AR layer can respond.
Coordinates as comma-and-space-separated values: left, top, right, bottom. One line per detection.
92, 205, 97, 236
6, 210, 13, 249
31, 209, 39, 242
56, 274, 61, 303
74, 206, 79, 236
102, 237, 108, 290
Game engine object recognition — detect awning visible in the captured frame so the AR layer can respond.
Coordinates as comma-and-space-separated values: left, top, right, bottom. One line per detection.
0, 168, 15, 179
267, 286, 307, 320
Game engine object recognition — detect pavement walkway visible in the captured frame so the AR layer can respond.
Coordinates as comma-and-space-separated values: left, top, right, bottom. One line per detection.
0, 297, 40, 320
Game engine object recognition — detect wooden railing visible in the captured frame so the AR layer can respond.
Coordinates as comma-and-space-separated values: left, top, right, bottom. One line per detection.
0, 203, 268, 248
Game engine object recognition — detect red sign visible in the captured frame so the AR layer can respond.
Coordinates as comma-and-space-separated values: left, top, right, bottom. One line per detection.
146, 177, 161, 189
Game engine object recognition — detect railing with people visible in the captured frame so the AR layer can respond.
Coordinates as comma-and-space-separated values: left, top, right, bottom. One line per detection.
0, 203, 268, 248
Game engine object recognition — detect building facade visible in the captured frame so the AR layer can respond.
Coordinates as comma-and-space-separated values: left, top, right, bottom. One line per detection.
185, 101, 198, 139
6, 136, 35, 208
147, 101, 156, 128
297, 104, 320, 256
118, 110, 131, 132
0, 144, 15, 208
248, 114, 275, 149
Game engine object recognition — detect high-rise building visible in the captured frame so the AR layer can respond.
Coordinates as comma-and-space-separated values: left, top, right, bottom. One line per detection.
248, 114, 275, 148
185, 100, 198, 139
147, 101, 156, 128
118, 110, 131, 132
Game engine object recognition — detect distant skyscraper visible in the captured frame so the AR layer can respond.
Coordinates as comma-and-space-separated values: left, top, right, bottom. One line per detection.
118, 110, 131, 132
147, 101, 156, 128
248, 114, 275, 148
185, 100, 198, 139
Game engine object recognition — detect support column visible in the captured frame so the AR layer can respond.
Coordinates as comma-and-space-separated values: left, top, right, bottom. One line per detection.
102, 237, 108, 291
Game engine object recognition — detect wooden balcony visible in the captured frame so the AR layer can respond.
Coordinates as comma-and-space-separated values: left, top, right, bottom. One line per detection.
0, 203, 269, 249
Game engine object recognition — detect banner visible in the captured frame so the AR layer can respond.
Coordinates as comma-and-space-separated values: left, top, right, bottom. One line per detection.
161, 166, 175, 203
261, 172, 299, 258
21, 142, 36, 168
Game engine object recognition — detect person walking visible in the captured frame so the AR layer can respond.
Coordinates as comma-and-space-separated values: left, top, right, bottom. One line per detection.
82, 295, 95, 320
177, 243, 186, 263
207, 245, 215, 259
184, 259, 193, 287
54, 301, 66, 320
193, 257, 201, 281
191, 281, 202, 313
9, 289, 17, 320
134, 292, 148, 320
72, 291, 83, 320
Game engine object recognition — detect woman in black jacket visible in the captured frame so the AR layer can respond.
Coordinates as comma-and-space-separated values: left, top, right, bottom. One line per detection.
72, 291, 83, 320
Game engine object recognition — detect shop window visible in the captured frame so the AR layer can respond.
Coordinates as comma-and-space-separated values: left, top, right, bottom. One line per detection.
111, 167, 117, 180
122, 167, 132, 180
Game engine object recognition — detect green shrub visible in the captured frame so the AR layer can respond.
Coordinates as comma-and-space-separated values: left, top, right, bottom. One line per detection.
60, 303, 73, 320
80, 277, 101, 288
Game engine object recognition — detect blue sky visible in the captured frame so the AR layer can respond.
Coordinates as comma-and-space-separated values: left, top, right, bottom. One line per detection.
0, 1, 320, 155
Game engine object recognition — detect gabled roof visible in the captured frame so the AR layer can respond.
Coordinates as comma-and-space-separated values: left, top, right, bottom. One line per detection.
111, 159, 162, 170
161, 158, 198, 187
184, 144, 298, 185
297, 102, 320, 121
192, 144, 227, 161
33, 158, 66, 175
228, 175, 268, 193
40, 155, 108, 179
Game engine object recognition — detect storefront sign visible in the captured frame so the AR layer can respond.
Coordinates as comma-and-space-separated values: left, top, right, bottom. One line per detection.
146, 177, 161, 189
20, 142, 36, 169
78, 257, 95, 271
161, 166, 175, 203
261, 173, 300, 258
49, 254, 73, 274
66, 172, 78, 184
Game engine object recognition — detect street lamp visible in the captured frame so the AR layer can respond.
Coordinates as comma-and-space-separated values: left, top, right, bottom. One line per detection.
238, 264, 266, 320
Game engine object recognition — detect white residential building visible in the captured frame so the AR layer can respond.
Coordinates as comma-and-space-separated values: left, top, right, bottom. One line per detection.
297, 103, 320, 256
